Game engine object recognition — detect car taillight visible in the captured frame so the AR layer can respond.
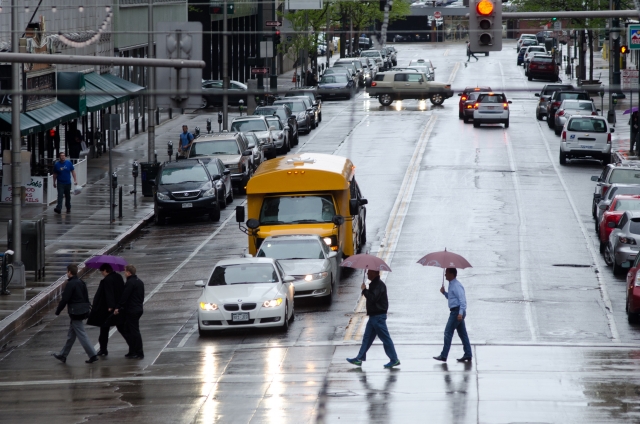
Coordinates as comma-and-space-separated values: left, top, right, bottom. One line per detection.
461, 95, 467, 101
635, 272, 640, 287
474, 103, 479, 109
552, 101, 561, 108
561, 131, 566, 141
539, 98, 545, 103
607, 133, 612, 144
530, 63, 537, 69
503, 103, 508, 110
371, 82, 377, 87
466, 104, 473, 109
619, 236, 637, 245
557, 110, 565, 116
592, 111, 598, 115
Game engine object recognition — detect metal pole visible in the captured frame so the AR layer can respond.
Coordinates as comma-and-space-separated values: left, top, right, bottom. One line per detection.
0, 53, 205, 68
326, 8, 331, 66
11, 0, 24, 283
148, 0, 155, 162
119, 186, 123, 218
109, 130, 114, 223
223, 0, 229, 130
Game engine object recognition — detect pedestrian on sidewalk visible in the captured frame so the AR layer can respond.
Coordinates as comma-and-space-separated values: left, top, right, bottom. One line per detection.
347, 270, 401, 369
114, 265, 145, 359
87, 264, 126, 356
69, 130, 83, 159
52, 152, 77, 214
433, 268, 472, 363
52, 264, 98, 364
329, 40, 334, 58
178, 125, 194, 157
466, 41, 478, 62
631, 111, 639, 154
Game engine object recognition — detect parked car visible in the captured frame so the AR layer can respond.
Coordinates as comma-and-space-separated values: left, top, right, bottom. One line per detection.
591, 164, 640, 218
547, 90, 591, 129
517, 34, 538, 50
605, 210, 640, 275
409, 59, 436, 80
559, 115, 613, 165
153, 159, 221, 225
286, 95, 319, 127
323, 67, 358, 88
596, 185, 640, 231
200, 157, 233, 209
359, 50, 385, 71
195, 257, 295, 335
256, 235, 339, 304
286, 89, 322, 122
265, 115, 291, 154
527, 55, 559, 82
522, 45, 547, 67
599, 195, 640, 253
534, 83, 574, 120
368, 70, 453, 106
458, 86, 492, 119
554, 99, 599, 135
253, 104, 299, 146
317, 73, 356, 100
230, 116, 278, 161
240, 132, 264, 171
334, 59, 365, 87
472, 92, 512, 128
201, 80, 248, 108
625, 253, 640, 322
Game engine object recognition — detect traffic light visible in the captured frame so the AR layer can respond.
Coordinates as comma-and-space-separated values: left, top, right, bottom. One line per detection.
621, 45, 630, 55
468, 0, 502, 53
274, 30, 281, 46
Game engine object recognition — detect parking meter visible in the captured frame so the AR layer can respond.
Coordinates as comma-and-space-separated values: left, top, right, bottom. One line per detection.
131, 161, 139, 201
111, 172, 118, 190
194, 127, 200, 138
167, 140, 174, 161
206, 118, 212, 133
218, 111, 223, 132
132, 161, 139, 178
239, 99, 245, 116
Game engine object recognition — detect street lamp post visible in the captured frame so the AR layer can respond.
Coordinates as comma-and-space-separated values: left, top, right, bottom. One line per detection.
608, 27, 621, 124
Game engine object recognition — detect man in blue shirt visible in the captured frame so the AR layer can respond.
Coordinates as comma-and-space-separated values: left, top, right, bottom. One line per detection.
178, 125, 194, 156
434, 268, 472, 362
52, 152, 77, 214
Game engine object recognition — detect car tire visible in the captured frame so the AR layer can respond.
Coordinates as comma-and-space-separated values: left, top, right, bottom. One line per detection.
226, 186, 234, 204
473, 122, 480, 128
528, 75, 532, 81
360, 223, 367, 245
218, 190, 227, 209
463, 116, 470, 124
430, 94, 444, 106
504, 120, 509, 129
323, 282, 334, 305
547, 117, 554, 129
209, 204, 221, 222
319, 112, 322, 123
554, 127, 562, 136
599, 241, 606, 254
154, 211, 165, 226
604, 244, 614, 267
459, 111, 463, 120
603, 154, 611, 166
198, 324, 212, 337
311, 118, 317, 130
281, 303, 290, 332
592, 201, 598, 220
559, 151, 567, 165
536, 112, 542, 121
379, 94, 393, 106
290, 300, 295, 322
628, 312, 638, 324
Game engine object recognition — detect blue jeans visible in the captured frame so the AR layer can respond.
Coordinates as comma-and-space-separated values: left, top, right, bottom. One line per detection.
356, 314, 398, 362
56, 183, 71, 211
440, 307, 472, 359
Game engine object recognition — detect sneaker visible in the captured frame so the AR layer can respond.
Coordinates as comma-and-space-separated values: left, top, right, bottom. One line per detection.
433, 355, 447, 362
54, 208, 61, 214
346, 357, 362, 366
85, 355, 99, 364
384, 360, 400, 369
52, 353, 66, 363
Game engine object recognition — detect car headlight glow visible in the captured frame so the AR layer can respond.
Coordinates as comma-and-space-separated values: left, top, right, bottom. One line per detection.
262, 298, 283, 308
202, 187, 216, 198
200, 302, 218, 311
157, 192, 169, 201
323, 237, 333, 246
304, 272, 329, 281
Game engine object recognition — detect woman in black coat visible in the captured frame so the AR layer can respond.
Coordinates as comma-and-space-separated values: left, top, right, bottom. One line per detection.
87, 264, 125, 356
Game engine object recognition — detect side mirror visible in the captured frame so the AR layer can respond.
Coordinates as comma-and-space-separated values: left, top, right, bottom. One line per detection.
223, 169, 231, 175
212, 175, 221, 181
610, 128, 615, 133
591, 176, 600, 182
195, 280, 205, 287
243, 150, 252, 156
349, 199, 360, 215
359, 198, 368, 206
327, 251, 338, 259
283, 276, 295, 283
235, 206, 245, 223
269, 126, 276, 131
246, 218, 260, 229
535, 93, 540, 97
332, 215, 345, 226
608, 221, 616, 228
458, 93, 462, 96
508, 101, 513, 104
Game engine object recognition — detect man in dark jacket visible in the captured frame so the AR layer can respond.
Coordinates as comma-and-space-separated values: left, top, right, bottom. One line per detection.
114, 264, 145, 359
53, 264, 98, 364
87, 263, 125, 356
347, 270, 400, 369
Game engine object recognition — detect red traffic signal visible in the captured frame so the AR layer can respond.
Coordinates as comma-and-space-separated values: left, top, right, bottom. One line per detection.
49, 129, 56, 137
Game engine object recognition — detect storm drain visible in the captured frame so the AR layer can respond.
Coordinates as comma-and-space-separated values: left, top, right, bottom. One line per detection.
552, 264, 591, 268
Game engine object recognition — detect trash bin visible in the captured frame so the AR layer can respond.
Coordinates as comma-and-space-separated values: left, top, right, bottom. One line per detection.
141, 162, 160, 197
8, 218, 45, 280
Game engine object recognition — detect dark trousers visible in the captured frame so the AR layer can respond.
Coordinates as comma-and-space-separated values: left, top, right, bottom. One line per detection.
632, 132, 638, 152
123, 311, 143, 355
60, 319, 96, 358
355, 314, 398, 362
440, 307, 472, 359
56, 183, 71, 211
98, 324, 125, 352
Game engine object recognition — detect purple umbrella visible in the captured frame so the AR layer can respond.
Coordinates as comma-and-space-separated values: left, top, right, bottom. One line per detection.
85, 255, 128, 272
623, 107, 639, 115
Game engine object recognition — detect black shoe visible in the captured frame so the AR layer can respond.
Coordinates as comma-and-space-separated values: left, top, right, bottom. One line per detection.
433, 355, 447, 362
54, 208, 61, 214
53, 353, 66, 363
457, 356, 472, 363
86, 355, 99, 364
66, 209, 71, 213
97, 350, 108, 356
125, 352, 135, 358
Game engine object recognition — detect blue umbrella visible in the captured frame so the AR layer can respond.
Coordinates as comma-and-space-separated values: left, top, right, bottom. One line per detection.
85, 255, 127, 272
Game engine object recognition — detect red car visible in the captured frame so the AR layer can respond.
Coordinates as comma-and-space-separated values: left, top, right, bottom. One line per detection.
598, 195, 640, 253
626, 255, 640, 322
458, 86, 491, 119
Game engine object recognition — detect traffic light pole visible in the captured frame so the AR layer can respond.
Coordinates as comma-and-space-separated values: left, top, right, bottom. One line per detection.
148, 0, 156, 163
223, 0, 229, 130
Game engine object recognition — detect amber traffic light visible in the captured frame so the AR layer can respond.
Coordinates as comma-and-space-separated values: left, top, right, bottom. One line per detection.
621, 45, 630, 55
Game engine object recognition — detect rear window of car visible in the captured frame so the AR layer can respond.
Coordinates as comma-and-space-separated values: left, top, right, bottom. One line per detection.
567, 117, 606, 132
532, 56, 553, 62
563, 101, 594, 110
478, 94, 507, 103
542, 85, 573, 95
558, 92, 589, 101
629, 218, 640, 234
609, 169, 640, 185
614, 199, 640, 211
528, 47, 545, 52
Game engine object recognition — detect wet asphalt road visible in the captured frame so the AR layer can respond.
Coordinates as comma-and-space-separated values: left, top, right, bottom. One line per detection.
2, 41, 640, 423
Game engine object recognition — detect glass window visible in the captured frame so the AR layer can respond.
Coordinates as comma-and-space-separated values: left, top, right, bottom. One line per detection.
230, 119, 268, 132
257, 239, 325, 260
266, 117, 283, 129
479, 94, 506, 103
207, 264, 279, 286
406, 74, 424, 82
567, 118, 606, 133
374, 74, 385, 81
189, 140, 240, 157
614, 199, 640, 211
629, 219, 640, 234
619, 214, 628, 229
160, 165, 208, 184
274, 101, 307, 112
394, 74, 407, 82
259, 195, 336, 225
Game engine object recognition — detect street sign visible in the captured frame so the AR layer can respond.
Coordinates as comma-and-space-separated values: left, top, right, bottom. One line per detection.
553, 20, 561, 31
251, 68, 270, 75
433, 11, 442, 19
622, 69, 639, 90
629, 24, 640, 50
265, 21, 282, 27
260, 41, 274, 58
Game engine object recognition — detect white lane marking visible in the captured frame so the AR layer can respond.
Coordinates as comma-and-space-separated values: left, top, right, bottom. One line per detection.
535, 126, 620, 342
448, 62, 460, 85
178, 324, 198, 348
343, 115, 437, 341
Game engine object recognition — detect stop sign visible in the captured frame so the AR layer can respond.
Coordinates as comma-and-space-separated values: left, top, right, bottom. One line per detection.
434, 11, 442, 19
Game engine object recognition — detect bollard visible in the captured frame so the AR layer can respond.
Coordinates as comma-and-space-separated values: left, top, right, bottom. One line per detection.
119, 186, 123, 218
131, 161, 138, 206
111, 171, 118, 223
239, 99, 245, 116
218, 111, 223, 132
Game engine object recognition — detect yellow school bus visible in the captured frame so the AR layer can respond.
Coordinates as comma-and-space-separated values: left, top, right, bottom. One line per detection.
236, 153, 368, 257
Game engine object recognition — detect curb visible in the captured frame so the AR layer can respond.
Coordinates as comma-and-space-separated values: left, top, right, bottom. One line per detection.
0, 209, 155, 348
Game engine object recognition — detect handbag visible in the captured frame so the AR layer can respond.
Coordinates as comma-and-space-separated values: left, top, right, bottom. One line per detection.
69, 302, 91, 315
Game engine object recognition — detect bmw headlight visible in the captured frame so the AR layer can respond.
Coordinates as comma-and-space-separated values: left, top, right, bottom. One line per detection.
200, 302, 218, 311
277, 132, 284, 140
157, 192, 169, 201
202, 187, 216, 198
304, 272, 328, 281
262, 298, 283, 308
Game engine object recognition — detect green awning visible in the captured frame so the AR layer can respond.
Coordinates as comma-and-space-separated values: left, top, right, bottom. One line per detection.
57, 72, 87, 117
0, 113, 43, 136
102, 74, 145, 97
26, 102, 77, 131
84, 73, 129, 104
85, 81, 117, 112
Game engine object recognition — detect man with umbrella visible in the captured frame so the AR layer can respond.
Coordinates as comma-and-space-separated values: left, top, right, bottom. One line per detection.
87, 263, 125, 356
433, 268, 472, 363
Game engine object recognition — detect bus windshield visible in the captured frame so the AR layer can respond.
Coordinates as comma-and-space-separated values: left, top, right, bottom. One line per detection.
259, 195, 336, 225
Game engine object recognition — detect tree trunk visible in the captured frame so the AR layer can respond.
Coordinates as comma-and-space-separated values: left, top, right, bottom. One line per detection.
588, 29, 594, 81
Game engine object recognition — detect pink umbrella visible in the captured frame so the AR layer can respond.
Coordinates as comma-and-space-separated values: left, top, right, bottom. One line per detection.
341, 254, 392, 272
417, 248, 472, 286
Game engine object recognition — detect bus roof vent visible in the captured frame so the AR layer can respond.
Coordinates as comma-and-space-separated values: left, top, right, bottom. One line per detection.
286, 156, 315, 165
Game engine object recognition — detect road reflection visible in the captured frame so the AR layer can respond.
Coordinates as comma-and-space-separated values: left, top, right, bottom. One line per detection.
356, 370, 398, 423
442, 363, 472, 424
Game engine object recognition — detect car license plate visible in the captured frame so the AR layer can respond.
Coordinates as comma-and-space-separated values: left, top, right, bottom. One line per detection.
579, 145, 593, 149
487, 106, 496, 110
182, 203, 193, 208
232, 313, 249, 322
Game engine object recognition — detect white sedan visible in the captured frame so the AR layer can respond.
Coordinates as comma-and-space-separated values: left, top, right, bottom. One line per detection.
196, 258, 295, 335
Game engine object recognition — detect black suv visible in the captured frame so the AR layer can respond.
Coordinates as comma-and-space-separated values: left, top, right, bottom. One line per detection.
534, 83, 574, 121
153, 159, 221, 225
547, 90, 591, 129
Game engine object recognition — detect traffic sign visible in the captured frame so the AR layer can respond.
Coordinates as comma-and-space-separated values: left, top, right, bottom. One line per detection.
629, 24, 640, 50
553, 20, 561, 31
265, 21, 282, 27
434, 11, 442, 19
251, 67, 270, 75
622, 69, 639, 90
